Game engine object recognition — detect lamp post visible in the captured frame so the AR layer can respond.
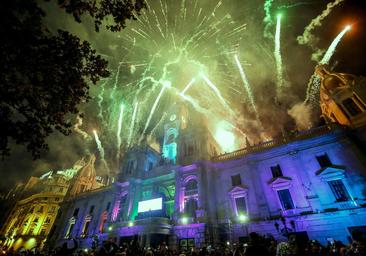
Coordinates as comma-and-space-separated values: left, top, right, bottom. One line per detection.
238, 214, 249, 241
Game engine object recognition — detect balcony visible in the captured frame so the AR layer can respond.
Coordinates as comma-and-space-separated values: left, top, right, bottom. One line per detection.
212, 124, 345, 162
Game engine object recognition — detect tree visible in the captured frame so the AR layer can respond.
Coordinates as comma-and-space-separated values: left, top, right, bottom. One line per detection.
0, 0, 146, 158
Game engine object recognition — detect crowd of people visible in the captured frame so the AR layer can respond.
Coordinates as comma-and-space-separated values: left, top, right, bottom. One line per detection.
1, 231, 365, 256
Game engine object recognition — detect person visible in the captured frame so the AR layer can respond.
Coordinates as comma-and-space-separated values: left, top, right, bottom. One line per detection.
245, 232, 268, 256
55, 238, 78, 256
98, 240, 118, 256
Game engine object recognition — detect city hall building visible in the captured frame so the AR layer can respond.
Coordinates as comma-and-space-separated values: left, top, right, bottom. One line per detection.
47, 67, 366, 250
2, 66, 366, 251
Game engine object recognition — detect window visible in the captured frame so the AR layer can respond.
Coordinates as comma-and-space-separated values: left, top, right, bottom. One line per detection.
126, 160, 135, 174
33, 218, 39, 223
37, 206, 44, 213
185, 179, 198, 191
316, 154, 332, 168
29, 228, 34, 235
342, 98, 362, 116
148, 161, 153, 171
235, 197, 247, 214
328, 180, 351, 202
45, 217, 51, 224
270, 165, 283, 178
89, 205, 95, 214
82, 220, 91, 237
277, 189, 294, 210
106, 202, 111, 211
23, 219, 29, 226
48, 206, 56, 213
184, 199, 198, 218
179, 238, 195, 251
40, 229, 46, 236
73, 208, 79, 217
99, 217, 107, 233
231, 174, 241, 187
65, 223, 75, 238
55, 197, 60, 202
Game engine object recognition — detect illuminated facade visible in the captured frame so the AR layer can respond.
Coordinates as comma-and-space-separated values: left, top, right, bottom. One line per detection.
0, 170, 76, 250
317, 65, 366, 129
0, 154, 106, 251
49, 101, 366, 250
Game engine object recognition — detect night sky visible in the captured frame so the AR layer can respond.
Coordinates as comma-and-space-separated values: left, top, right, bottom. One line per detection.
1, 0, 365, 192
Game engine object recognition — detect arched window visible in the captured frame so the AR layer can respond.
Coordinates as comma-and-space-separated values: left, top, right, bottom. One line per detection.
185, 179, 198, 192
184, 198, 198, 218
182, 177, 199, 217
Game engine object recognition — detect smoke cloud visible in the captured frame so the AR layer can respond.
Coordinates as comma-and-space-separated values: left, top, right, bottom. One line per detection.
288, 102, 313, 130
297, 0, 344, 61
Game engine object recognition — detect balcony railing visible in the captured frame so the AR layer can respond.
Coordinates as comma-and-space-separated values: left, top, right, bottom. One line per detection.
212, 124, 345, 162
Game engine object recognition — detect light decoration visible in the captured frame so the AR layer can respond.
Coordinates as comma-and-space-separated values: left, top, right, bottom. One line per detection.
181, 217, 189, 225
238, 214, 248, 223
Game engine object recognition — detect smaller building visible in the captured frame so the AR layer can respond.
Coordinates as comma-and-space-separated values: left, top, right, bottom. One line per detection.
0, 170, 73, 250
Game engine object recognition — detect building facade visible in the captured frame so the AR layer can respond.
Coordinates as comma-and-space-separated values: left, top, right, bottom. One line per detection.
5, 68, 366, 251
50, 79, 366, 250
0, 169, 77, 251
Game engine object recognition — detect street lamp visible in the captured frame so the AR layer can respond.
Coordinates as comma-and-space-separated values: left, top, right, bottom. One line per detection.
181, 217, 189, 225
238, 214, 248, 223
238, 214, 249, 239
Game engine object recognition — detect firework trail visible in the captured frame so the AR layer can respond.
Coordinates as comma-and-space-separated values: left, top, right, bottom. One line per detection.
116, 103, 125, 159
139, 81, 171, 143
88, 0, 280, 158
93, 130, 105, 161
297, 0, 344, 61
110, 62, 123, 102
304, 25, 351, 104
74, 115, 91, 140
180, 78, 196, 95
263, 0, 274, 38
97, 79, 109, 122
274, 14, 284, 94
320, 25, 350, 65
200, 73, 235, 116
127, 101, 139, 148
149, 112, 168, 137
234, 55, 260, 122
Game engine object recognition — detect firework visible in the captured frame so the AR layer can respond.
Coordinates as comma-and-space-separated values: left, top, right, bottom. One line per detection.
305, 25, 351, 104
93, 130, 105, 161
274, 14, 284, 93
127, 101, 139, 148
116, 103, 125, 158
234, 54, 259, 121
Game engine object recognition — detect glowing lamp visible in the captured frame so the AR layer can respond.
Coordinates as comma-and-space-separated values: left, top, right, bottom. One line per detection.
181, 217, 189, 225
277, 13, 282, 19
128, 221, 134, 227
108, 226, 113, 231
345, 25, 351, 31
238, 214, 248, 223
226, 241, 230, 245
